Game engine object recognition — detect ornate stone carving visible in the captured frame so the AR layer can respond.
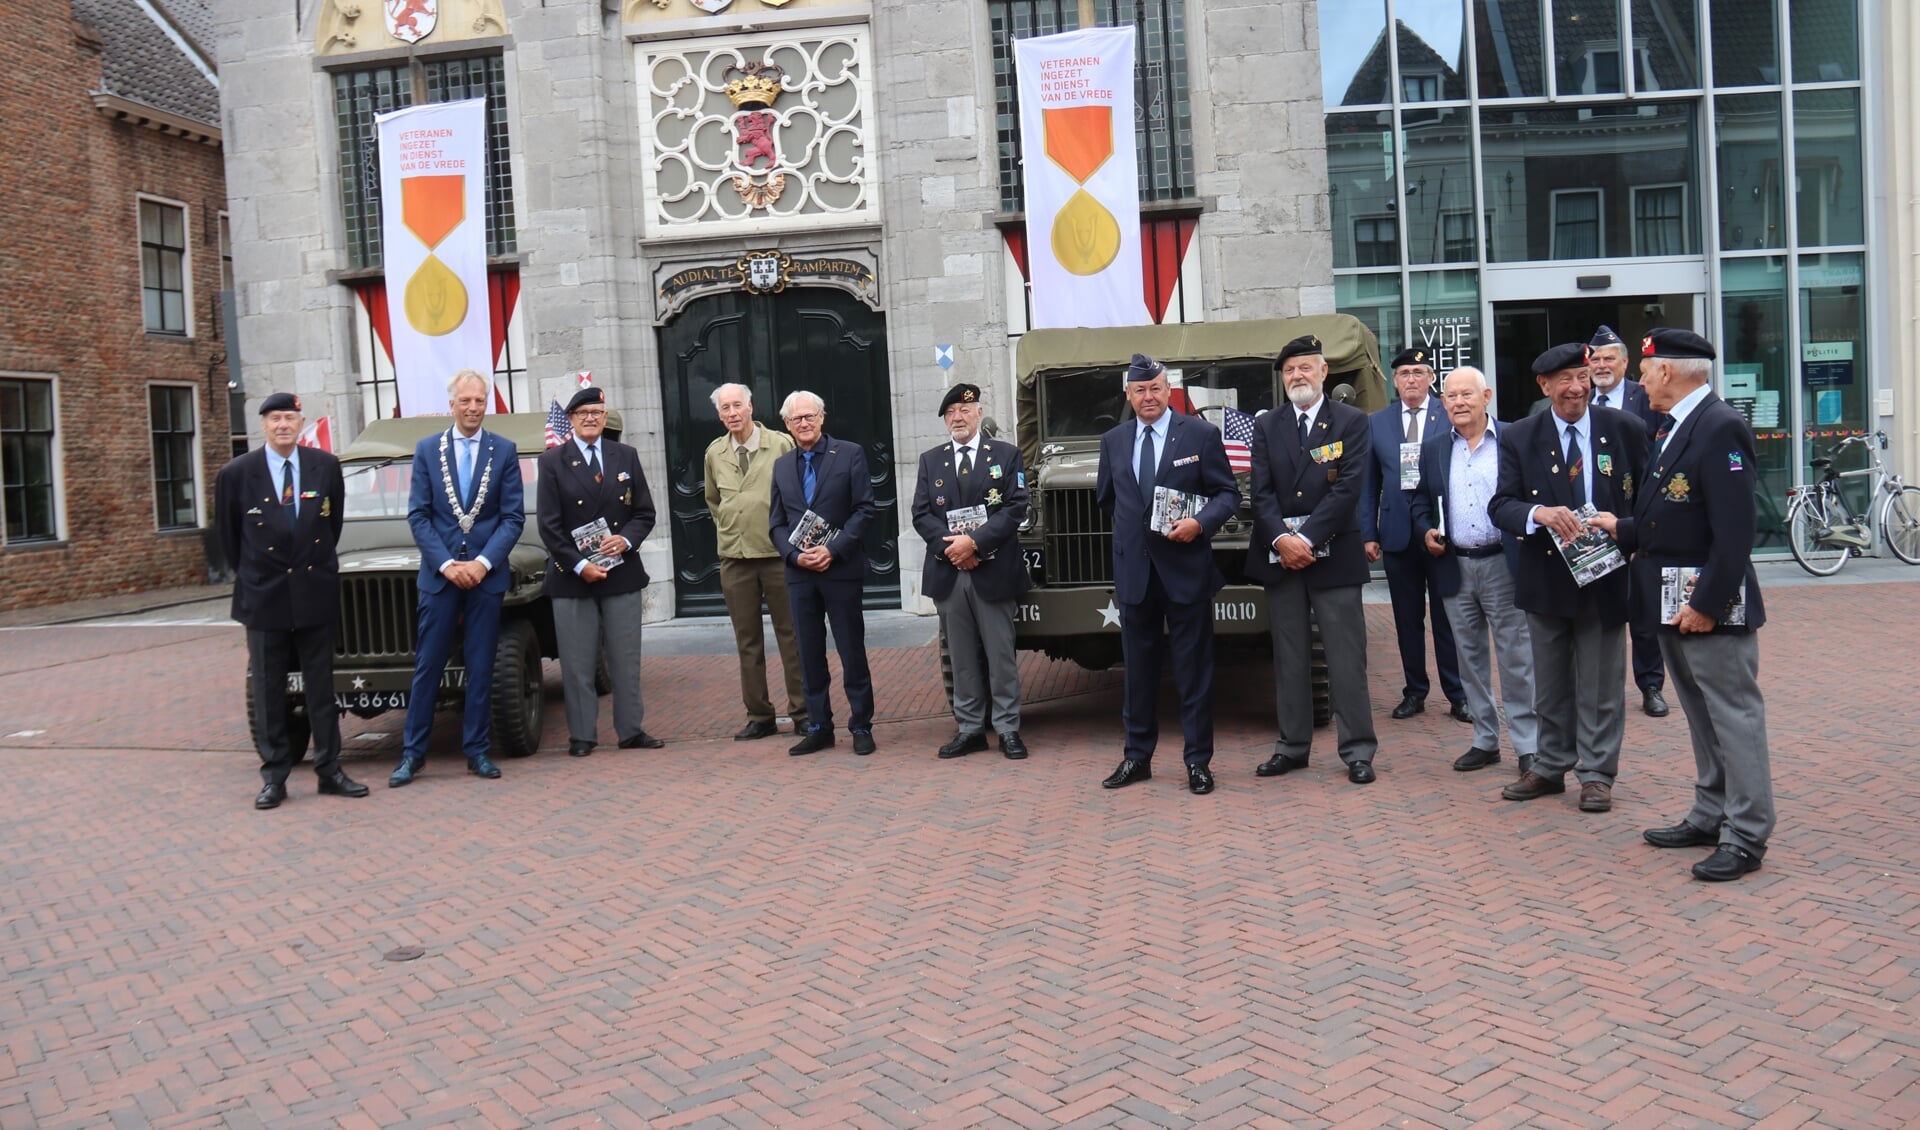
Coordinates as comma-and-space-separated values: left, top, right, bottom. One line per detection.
315, 0, 509, 56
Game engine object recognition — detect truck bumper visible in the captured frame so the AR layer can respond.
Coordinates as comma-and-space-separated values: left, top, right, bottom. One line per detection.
1012, 584, 1270, 643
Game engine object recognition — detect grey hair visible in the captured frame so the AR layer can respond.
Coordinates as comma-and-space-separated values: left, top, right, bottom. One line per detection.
1442, 366, 1489, 393
711, 382, 753, 409
1658, 356, 1713, 386
447, 369, 489, 398
780, 389, 825, 418
1589, 343, 1629, 362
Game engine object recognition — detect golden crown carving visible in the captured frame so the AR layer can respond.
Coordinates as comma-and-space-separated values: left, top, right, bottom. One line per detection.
724, 61, 784, 109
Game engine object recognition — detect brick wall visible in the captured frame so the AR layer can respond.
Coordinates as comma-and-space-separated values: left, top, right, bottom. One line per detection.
0, 11, 230, 612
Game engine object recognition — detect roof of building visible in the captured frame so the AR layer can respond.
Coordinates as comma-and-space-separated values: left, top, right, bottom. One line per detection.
72, 0, 219, 128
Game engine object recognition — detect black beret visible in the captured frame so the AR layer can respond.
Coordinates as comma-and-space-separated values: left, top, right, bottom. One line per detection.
937, 383, 981, 416
1640, 327, 1717, 361
566, 387, 606, 414
1277, 335, 1324, 365
1589, 324, 1626, 350
1124, 353, 1165, 383
1531, 343, 1590, 376
258, 392, 301, 415
1389, 347, 1434, 371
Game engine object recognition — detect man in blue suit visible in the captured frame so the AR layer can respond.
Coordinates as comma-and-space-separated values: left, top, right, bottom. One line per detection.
1407, 368, 1537, 775
1587, 324, 1669, 718
1093, 354, 1239, 795
1363, 347, 1468, 724
769, 390, 878, 756
390, 370, 527, 787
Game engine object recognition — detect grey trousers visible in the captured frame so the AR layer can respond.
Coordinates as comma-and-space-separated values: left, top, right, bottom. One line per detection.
1526, 593, 1626, 783
1266, 576, 1377, 765
553, 589, 646, 745
1660, 629, 1775, 855
938, 570, 1022, 734
1442, 555, 1539, 756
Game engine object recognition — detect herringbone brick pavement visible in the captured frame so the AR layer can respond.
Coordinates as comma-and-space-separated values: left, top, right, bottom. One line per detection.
1, 580, 1916, 1127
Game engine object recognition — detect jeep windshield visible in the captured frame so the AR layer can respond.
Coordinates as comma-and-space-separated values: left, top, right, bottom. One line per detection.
341, 456, 543, 518
1041, 359, 1278, 439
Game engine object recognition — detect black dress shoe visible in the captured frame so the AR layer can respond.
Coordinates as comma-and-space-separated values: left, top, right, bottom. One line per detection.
1452, 747, 1501, 772
1692, 844, 1763, 881
1390, 694, 1425, 719
1187, 765, 1215, 794
1643, 821, 1719, 849
388, 759, 422, 788
998, 731, 1029, 760
1642, 689, 1670, 717
255, 783, 287, 810
469, 756, 502, 779
938, 731, 988, 759
1255, 752, 1309, 777
851, 730, 877, 756
619, 731, 665, 749
734, 720, 779, 741
567, 740, 595, 757
1347, 761, 1376, 784
317, 772, 369, 797
1447, 700, 1473, 724
1101, 758, 1151, 789
790, 728, 835, 756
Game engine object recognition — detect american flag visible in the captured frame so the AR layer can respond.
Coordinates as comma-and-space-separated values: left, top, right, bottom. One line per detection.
1221, 406, 1255, 473
544, 398, 572, 448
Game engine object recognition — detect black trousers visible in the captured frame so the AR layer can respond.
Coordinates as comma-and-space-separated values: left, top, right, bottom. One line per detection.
248, 623, 342, 786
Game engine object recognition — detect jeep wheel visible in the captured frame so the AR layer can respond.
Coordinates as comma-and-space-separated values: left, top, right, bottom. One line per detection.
491, 620, 544, 758
246, 691, 312, 762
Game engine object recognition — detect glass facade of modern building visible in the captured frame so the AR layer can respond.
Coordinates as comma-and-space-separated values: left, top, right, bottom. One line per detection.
1319, 0, 1875, 549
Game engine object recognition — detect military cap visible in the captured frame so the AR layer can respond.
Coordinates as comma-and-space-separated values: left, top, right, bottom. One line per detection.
1389, 347, 1434, 371
566, 387, 606, 414
1124, 353, 1166, 383
1589, 324, 1627, 351
1277, 335, 1324, 366
1640, 327, 1717, 361
258, 392, 301, 415
1531, 342, 1590, 376
937, 383, 982, 416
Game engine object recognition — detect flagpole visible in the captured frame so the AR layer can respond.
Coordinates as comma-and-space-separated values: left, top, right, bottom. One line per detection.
1079, 1, 1096, 26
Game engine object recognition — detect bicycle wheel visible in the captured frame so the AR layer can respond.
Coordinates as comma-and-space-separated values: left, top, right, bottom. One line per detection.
1788, 493, 1851, 576
1882, 485, 1920, 565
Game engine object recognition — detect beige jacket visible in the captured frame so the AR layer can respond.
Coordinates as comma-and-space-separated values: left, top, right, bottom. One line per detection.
704, 423, 794, 559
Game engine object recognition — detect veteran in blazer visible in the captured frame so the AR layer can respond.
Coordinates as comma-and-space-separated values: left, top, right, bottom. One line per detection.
1407, 368, 1536, 775
1487, 343, 1648, 814
537, 386, 663, 758
1363, 346, 1468, 723
910, 384, 1032, 761
1245, 334, 1380, 785
1598, 328, 1773, 882
1587, 325, 1670, 718
1093, 354, 1240, 795
217, 392, 367, 809
768, 391, 879, 756
391, 369, 527, 787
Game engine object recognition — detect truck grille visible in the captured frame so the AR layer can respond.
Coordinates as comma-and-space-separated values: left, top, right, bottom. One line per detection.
337, 576, 418, 660
1042, 488, 1113, 585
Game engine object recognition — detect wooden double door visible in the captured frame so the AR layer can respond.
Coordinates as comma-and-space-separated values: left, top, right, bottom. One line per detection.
658, 288, 900, 616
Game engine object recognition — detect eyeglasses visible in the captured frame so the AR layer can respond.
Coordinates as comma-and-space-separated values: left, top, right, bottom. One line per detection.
571, 410, 607, 420
783, 413, 822, 425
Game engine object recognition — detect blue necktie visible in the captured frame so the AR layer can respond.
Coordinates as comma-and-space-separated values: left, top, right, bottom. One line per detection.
1136, 425, 1156, 509
802, 451, 816, 506
458, 437, 474, 501
1298, 411, 1310, 451
1566, 425, 1586, 506
280, 458, 296, 523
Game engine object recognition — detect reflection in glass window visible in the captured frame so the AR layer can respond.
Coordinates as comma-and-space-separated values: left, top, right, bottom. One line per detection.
1395, 0, 1468, 101
1555, 0, 1622, 95
1552, 190, 1602, 258
1720, 257, 1792, 545
1318, 0, 1388, 107
1408, 270, 1481, 377
1793, 89, 1863, 247
1716, 93, 1785, 251
1401, 116, 1473, 264
1789, 0, 1858, 83
1475, 0, 1545, 98
1630, 0, 1700, 90
1441, 211, 1480, 262
1403, 74, 1440, 102
1354, 217, 1400, 267
1336, 273, 1404, 358
1633, 186, 1686, 255
1326, 113, 1397, 269
1798, 251, 1866, 446
1710, 0, 1778, 85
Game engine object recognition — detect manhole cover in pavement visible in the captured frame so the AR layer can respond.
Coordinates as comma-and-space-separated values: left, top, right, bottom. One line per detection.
383, 946, 426, 962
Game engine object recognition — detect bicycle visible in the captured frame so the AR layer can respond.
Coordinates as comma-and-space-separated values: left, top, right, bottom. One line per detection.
1785, 430, 1920, 576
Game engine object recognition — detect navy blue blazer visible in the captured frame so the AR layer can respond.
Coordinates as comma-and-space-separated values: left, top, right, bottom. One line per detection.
216, 445, 346, 631
909, 436, 1031, 603
1595, 378, 1663, 431
767, 432, 875, 582
1094, 412, 1239, 606
535, 438, 655, 600
1615, 391, 1766, 632
1243, 398, 1372, 589
1486, 406, 1649, 621
408, 427, 526, 596
1361, 397, 1449, 551
1405, 419, 1522, 598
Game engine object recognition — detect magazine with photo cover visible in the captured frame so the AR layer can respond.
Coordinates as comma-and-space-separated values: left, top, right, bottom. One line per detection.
571, 517, 623, 570
1149, 486, 1207, 536
945, 504, 988, 535
787, 509, 840, 552
1659, 566, 1747, 626
1556, 502, 1626, 587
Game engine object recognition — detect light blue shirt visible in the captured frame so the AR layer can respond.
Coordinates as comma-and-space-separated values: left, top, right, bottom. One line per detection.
570, 434, 606, 576
1446, 423, 1501, 549
269, 449, 299, 516
1133, 413, 1170, 483
440, 428, 493, 577
1662, 382, 1714, 437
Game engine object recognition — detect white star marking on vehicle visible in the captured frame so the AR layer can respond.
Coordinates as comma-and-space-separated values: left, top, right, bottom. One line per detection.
1098, 600, 1122, 627
352, 677, 367, 690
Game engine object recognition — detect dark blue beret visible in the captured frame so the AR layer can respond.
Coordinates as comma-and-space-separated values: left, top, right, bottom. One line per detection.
1641, 327, 1717, 361
1589, 324, 1626, 350
1277, 335, 1324, 366
1125, 354, 1165, 383
938, 383, 981, 415
1389, 347, 1433, 371
1531, 343, 1590, 376
566, 387, 606, 414
258, 392, 301, 415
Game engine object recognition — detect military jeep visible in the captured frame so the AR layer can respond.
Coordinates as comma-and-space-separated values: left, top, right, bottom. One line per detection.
1010, 317, 1388, 696
245, 412, 619, 760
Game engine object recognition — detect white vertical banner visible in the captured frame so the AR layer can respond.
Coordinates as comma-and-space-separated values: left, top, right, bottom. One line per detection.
1014, 27, 1147, 329
376, 98, 493, 416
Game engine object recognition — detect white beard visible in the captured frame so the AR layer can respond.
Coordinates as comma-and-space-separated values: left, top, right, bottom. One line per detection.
1286, 384, 1322, 409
